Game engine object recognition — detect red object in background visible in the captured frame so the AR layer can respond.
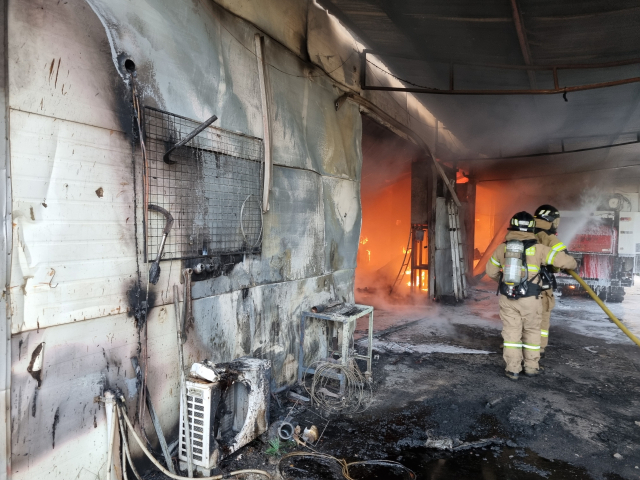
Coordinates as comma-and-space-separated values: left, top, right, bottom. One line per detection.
569, 223, 616, 254
580, 255, 613, 280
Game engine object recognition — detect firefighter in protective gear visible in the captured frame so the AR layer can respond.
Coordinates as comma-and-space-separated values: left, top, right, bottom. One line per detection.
486, 212, 577, 380
534, 204, 567, 355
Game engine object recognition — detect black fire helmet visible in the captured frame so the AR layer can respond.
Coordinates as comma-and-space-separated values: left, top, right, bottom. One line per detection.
508, 211, 536, 232
534, 204, 560, 223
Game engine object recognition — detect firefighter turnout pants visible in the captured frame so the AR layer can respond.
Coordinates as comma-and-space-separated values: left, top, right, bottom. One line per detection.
499, 294, 542, 373
540, 290, 555, 351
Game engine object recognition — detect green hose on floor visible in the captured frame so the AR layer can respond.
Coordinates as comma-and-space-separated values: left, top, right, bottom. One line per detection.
566, 269, 640, 348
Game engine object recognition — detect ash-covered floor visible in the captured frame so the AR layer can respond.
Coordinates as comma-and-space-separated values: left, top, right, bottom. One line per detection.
147, 279, 640, 480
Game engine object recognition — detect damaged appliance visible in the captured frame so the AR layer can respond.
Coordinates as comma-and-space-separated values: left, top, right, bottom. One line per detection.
179, 357, 271, 475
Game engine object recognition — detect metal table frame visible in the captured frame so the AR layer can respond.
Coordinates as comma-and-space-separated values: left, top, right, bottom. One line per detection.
297, 304, 374, 393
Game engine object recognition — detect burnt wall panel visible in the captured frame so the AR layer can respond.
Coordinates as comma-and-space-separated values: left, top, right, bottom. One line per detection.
9, 111, 137, 334
267, 49, 362, 178
86, 0, 264, 138
307, 3, 362, 91
322, 176, 361, 273
9, 0, 128, 132
213, 0, 309, 59
7, 0, 362, 477
188, 271, 353, 387
262, 166, 325, 281
10, 314, 140, 480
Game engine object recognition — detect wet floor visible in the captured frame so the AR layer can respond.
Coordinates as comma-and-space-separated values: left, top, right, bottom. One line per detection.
399, 447, 593, 480
280, 446, 594, 480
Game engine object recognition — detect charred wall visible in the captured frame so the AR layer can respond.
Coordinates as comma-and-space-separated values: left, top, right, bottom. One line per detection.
4, 0, 476, 478
7, 0, 361, 478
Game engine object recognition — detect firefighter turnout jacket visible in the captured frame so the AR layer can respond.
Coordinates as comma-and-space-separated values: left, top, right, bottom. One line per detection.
535, 218, 568, 263
535, 221, 570, 350
486, 230, 577, 374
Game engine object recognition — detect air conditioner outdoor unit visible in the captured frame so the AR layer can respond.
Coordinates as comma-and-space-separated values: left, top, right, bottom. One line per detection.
179, 357, 271, 475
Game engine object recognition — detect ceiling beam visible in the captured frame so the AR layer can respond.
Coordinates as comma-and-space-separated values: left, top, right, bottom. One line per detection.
509, 0, 537, 89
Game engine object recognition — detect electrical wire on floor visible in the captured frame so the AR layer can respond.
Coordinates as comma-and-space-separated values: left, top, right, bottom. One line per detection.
115, 397, 271, 480
303, 359, 372, 414
277, 451, 416, 480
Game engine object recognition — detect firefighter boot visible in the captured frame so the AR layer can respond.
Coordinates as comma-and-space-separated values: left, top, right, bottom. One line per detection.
505, 371, 519, 381
525, 366, 545, 376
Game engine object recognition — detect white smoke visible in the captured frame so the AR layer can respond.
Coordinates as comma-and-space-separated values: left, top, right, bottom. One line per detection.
558, 188, 608, 247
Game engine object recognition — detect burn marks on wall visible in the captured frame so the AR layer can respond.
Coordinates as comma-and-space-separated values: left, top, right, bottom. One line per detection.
126, 281, 157, 328
10, 315, 140, 474
51, 407, 60, 449
27, 342, 45, 387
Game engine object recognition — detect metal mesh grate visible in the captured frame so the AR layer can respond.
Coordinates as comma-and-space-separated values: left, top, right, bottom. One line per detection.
143, 106, 263, 261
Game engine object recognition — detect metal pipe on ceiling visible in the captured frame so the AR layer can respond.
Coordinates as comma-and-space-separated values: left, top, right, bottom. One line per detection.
362, 75, 640, 95
459, 134, 640, 163
364, 51, 640, 71
363, 50, 640, 95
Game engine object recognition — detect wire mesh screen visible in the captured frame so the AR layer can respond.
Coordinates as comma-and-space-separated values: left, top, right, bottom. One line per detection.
143, 106, 263, 261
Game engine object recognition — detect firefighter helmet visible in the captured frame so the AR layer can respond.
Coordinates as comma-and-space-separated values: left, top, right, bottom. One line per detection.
534, 204, 560, 223
508, 211, 536, 232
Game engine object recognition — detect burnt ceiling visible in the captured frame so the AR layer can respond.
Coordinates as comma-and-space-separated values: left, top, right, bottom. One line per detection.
318, 0, 640, 180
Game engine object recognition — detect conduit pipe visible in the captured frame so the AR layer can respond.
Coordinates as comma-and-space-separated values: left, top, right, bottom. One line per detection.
566, 270, 640, 348
255, 34, 272, 213
117, 402, 271, 480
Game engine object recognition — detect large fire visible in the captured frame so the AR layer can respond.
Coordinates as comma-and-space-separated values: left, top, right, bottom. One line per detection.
354, 173, 429, 296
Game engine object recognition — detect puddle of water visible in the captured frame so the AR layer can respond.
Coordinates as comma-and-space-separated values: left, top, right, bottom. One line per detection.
399, 446, 592, 480
280, 447, 593, 480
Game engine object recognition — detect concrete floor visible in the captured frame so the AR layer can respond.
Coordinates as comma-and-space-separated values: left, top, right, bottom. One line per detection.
149, 279, 640, 479
342, 278, 640, 479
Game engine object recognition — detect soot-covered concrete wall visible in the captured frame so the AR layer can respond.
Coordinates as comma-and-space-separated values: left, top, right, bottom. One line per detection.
8, 0, 362, 478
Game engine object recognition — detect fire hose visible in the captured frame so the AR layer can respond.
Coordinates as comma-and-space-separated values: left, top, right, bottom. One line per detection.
566, 269, 640, 348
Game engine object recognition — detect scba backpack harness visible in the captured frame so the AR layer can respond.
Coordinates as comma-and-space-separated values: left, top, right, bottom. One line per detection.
498, 239, 542, 299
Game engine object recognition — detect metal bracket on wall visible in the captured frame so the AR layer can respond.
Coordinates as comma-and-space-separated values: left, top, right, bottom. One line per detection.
163, 114, 218, 164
